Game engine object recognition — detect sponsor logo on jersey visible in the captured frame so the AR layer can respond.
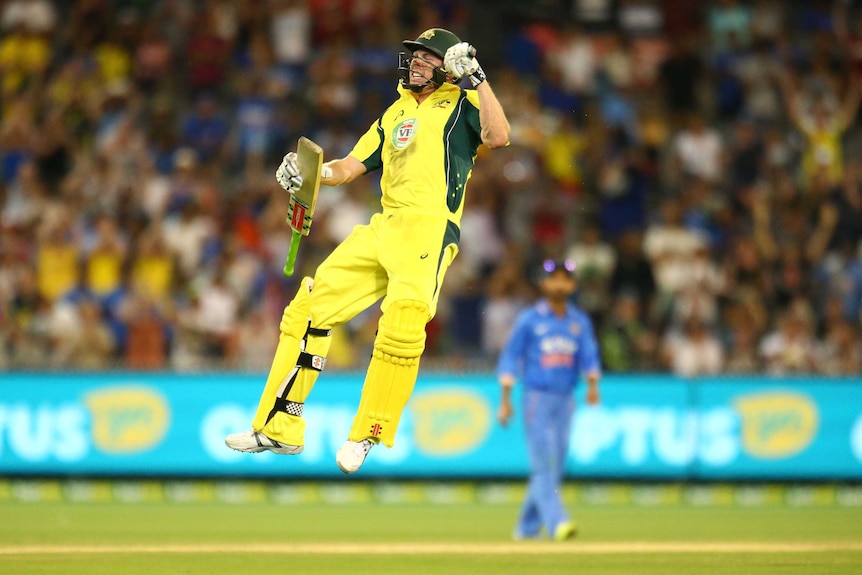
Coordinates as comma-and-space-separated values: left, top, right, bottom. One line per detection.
540, 353, 575, 368
539, 335, 577, 368
392, 118, 418, 149
432, 99, 451, 109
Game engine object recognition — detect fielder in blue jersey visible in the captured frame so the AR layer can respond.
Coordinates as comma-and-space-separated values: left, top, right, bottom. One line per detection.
496, 258, 601, 541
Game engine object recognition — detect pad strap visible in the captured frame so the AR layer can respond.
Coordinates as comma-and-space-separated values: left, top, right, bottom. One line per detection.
273, 398, 304, 417
297, 351, 326, 371
306, 326, 331, 337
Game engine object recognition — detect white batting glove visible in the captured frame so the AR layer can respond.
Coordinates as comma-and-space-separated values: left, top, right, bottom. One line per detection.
444, 42, 486, 87
276, 152, 303, 193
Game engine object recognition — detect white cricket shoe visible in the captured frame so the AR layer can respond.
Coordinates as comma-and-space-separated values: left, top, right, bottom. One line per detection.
224, 430, 303, 455
335, 438, 375, 474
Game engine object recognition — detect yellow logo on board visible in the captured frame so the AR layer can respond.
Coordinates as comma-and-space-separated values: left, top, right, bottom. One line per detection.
85, 387, 170, 453
411, 389, 491, 456
734, 392, 818, 459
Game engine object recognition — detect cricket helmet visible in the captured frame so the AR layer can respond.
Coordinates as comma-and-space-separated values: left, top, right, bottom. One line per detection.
398, 28, 461, 91
402, 28, 461, 59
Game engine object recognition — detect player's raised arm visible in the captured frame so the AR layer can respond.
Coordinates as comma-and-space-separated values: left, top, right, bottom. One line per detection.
475, 81, 511, 148
443, 42, 510, 148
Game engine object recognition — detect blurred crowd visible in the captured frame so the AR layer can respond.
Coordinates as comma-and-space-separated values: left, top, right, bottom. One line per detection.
1, 0, 861, 377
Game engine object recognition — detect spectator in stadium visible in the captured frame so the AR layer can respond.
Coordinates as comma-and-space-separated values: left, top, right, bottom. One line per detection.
480, 249, 534, 359
832, 1, 862, 79
777, 65, 862, 189
670, 112, 726, 185
181, 92, 229, 167
0, 0, 859, 377
816, 317, 862, 376
811, 239, 862, 322
759, 308, 819, 375
565, 220, 616, 319
496, 258, 601, 542
599, 289, 657, 372
608, 229, 657, 323
661, 316, 725, 377
722, 301, 763, 374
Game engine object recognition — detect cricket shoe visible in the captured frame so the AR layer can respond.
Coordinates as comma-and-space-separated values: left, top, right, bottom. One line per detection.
335, 438, 375, 474
224, 430, 303, 455
553, 520, 578, 541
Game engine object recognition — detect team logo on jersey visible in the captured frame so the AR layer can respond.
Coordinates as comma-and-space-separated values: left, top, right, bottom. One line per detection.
392, 118, 418, 149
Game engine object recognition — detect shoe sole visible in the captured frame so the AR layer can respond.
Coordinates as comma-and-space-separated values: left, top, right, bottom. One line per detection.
335, 440, 375, 474
335, 458, 360, 474
224, 439, 304, 455
335, 450, 366, 474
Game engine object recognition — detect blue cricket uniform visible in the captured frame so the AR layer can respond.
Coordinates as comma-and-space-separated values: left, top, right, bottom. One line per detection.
496, 299, 601, 538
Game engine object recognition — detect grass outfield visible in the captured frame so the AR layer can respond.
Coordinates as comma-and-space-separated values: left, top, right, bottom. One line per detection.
1, 500, 861, 574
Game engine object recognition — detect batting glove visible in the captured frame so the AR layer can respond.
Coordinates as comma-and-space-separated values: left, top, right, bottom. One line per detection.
444, 42, 487, 87
276, 152, 303, 193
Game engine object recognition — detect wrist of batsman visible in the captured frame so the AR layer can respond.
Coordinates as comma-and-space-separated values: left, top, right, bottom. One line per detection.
469, 64, 486, 87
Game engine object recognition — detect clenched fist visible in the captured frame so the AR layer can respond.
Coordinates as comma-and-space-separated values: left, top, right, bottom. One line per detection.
444, 42, 486, 87
276, 152, 303, 193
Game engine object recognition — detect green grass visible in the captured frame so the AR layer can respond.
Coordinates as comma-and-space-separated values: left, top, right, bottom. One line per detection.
1, 500, 861, 574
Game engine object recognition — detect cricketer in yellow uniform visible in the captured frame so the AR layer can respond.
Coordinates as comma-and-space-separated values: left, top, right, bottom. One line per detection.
226, 28, 511, 473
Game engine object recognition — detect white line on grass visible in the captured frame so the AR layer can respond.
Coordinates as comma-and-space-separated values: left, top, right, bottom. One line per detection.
1, 542, 862, 555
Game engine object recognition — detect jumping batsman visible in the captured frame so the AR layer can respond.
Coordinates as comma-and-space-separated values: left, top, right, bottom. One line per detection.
225, 28, 510, 473
497, 259, 601, 540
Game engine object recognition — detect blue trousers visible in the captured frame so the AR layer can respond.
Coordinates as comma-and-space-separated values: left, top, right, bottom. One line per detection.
517, 388, 575, 538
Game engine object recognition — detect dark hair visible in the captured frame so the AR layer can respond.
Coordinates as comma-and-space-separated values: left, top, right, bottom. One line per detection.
540, 258, 576, 278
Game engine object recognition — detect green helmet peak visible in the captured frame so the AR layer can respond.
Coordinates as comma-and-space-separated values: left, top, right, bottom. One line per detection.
402, 28, 461, 60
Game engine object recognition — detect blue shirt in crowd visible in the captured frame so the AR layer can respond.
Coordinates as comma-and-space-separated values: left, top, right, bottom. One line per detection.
496, 300, 601, 395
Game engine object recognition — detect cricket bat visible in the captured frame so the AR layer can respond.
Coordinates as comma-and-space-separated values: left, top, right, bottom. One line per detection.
283, 137, 324, 277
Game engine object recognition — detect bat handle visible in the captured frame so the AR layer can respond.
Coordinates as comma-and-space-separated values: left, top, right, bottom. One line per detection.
283, 229, 302, 277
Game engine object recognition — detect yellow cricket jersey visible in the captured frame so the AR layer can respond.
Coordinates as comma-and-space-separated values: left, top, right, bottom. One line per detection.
348, 82, 483, 227
799, 117, 843, 184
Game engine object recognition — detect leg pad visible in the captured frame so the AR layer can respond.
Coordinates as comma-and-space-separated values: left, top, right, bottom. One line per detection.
349, 300, 428, 447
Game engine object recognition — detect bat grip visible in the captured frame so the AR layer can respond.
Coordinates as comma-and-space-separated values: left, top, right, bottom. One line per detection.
283, 229, 302, 277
